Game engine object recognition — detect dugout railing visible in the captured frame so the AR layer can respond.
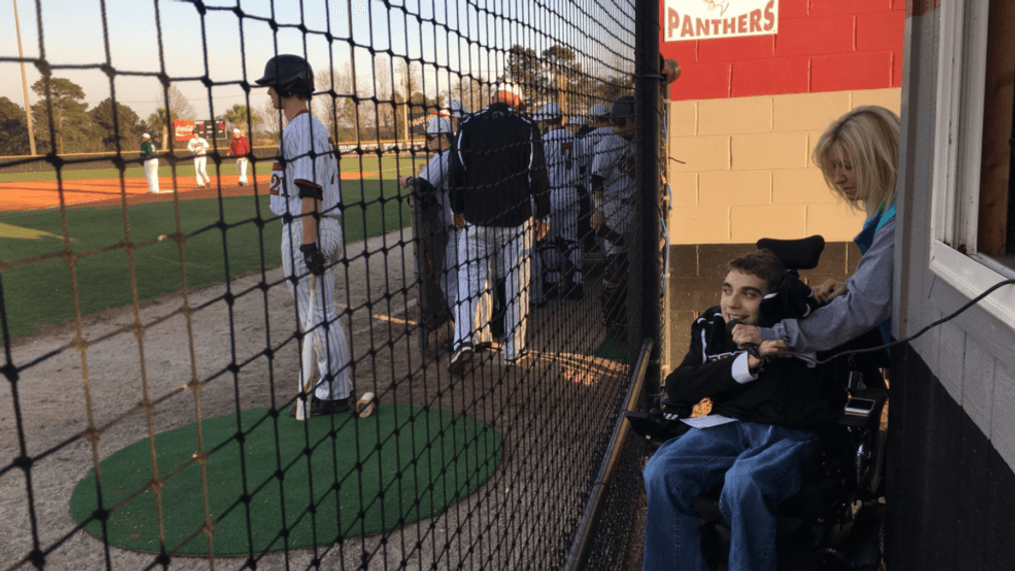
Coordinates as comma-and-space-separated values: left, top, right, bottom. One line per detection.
1, 0, 666, 569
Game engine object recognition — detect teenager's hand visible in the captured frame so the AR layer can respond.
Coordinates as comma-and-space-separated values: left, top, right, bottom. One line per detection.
731, 324, 762, 348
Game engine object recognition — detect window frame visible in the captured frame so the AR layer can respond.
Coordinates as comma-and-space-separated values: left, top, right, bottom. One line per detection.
928, 0, 1015, 328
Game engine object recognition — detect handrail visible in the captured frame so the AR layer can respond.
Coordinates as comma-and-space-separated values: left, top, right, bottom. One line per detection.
563, 337, 654, 571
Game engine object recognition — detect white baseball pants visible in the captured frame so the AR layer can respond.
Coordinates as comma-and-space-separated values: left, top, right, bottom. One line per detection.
281, 217, 352, 400
453, 220, 532, 361
444, 228, 493, 345
193, 156, 210, 187
144, 158, 160, 193
546, 186, 583, 285
236, 157, 249, 184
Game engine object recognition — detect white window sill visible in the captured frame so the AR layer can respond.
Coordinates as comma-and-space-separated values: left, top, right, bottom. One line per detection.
930, 239, 1015, 332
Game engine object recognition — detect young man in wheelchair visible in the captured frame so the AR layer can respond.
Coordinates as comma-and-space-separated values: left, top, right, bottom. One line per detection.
642, 249, 851, 571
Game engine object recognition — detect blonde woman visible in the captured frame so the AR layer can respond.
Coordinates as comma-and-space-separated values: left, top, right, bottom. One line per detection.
733, 105, 900, 353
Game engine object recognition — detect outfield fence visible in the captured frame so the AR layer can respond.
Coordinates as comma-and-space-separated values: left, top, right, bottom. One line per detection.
1, 0, 665, 569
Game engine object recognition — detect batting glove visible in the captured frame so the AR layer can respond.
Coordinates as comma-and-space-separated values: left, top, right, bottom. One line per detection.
300, 243, 326, 276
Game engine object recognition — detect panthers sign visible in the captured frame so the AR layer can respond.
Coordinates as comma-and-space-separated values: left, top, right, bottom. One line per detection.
664, 0, 778, 42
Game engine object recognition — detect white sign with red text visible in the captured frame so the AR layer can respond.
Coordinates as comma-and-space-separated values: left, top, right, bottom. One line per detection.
664, 0, 778, 42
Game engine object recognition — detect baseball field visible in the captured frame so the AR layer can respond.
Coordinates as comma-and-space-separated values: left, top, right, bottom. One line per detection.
0, 155, 425, 339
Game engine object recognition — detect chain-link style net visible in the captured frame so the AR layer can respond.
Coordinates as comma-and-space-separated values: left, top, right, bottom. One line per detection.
1, 0, 663, 568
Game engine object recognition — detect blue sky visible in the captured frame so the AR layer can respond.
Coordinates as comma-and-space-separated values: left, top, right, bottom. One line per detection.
1, 0, 633, 122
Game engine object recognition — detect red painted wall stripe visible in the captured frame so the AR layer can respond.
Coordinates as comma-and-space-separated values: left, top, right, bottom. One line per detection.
661, 0, 905, 100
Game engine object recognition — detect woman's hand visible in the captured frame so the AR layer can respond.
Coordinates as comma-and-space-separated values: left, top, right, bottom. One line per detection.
812, 279, 848, 302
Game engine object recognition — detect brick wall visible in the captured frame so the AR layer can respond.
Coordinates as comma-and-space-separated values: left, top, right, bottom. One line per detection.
660, 0, 905, 245
662, 0, 906, 100
666, 88, 901, 244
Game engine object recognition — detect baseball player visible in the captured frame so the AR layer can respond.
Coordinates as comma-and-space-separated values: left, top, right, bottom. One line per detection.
565, 114, 587, 137
140, 133, 160, 194
400, 117, 474, 326
441, 99, 468, 130
590, 95, 637, 342
448, 83, 551, 373
574, 103, 615, 255
187, 129, 211, 188
256, 53, 353, 416
531, 102, 584, 303
227, 127, 251, 185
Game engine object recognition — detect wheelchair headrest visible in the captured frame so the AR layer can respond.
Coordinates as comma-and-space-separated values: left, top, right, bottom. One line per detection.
757, 236, 825, 271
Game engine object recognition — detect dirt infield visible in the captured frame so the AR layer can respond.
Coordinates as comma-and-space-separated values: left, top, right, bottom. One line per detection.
0, 172, 379, 212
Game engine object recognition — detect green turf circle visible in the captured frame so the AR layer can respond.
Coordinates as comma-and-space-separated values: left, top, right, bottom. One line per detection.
69, 403, 501, 556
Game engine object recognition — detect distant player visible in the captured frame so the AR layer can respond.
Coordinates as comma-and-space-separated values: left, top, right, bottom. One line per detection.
575, 103, 615, 254
591, 95, 637, 342
401, 117, 468, 322
448, 83, 551, 373
256, 53, 353, 416
227, 127, 251, 186
140, 133, 160, 194
187, 129, 211, 188
532, 102, 584, 303
441, 99, 468, 130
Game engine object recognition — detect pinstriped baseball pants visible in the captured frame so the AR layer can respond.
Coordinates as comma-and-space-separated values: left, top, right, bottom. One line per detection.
281, 217, 352, 400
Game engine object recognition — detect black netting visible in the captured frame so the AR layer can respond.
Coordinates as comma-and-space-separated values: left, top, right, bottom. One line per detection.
0, 0, 664, 568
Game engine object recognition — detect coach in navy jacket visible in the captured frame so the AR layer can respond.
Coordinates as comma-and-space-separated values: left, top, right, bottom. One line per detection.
445, 84, 551, 374
450, 91, 551, 227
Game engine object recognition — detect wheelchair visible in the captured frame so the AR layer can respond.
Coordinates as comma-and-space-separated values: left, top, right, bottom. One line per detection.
628, 236, 889, 571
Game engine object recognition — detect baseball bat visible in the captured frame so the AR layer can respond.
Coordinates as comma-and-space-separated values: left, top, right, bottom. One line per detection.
296, 273, 318, 421
355, 392, 376, 418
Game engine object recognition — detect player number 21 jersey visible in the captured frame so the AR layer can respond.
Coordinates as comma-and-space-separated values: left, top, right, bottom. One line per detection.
270, 111, 342, 220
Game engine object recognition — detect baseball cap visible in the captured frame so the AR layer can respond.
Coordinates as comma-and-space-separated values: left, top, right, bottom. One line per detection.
533, 103, 563, 122
142, 133, 151, 139
233, 128, 241, 134
445, 100, 467, 118
425, 116, 453, 136
589, 103, 611, 119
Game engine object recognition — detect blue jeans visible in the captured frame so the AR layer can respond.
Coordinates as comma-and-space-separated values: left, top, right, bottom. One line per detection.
641, 420, 814, 571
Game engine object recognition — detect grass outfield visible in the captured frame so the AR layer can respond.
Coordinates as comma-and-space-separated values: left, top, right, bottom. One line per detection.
0, 179, 412, 339
0, 155, 425, 183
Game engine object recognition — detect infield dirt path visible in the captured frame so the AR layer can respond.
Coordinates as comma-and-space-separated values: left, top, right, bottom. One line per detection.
0, 172, 379, 212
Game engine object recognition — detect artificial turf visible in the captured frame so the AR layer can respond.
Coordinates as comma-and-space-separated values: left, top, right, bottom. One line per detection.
0, 179, 412, 338
69, 403, 501, 556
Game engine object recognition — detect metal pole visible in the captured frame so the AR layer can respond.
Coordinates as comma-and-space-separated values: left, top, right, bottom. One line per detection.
13, 0, 37, 156
635, 0, 661, 397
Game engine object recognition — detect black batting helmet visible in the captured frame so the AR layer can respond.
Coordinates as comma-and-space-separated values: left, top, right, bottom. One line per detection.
256, 54, 314, 99
611, 95, 636, 125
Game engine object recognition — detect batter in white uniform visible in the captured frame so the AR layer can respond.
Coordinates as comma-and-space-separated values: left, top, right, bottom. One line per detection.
257, 54, 353, 416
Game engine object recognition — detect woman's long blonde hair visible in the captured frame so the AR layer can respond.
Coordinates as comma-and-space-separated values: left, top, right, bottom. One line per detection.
812, 106, 900, 217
